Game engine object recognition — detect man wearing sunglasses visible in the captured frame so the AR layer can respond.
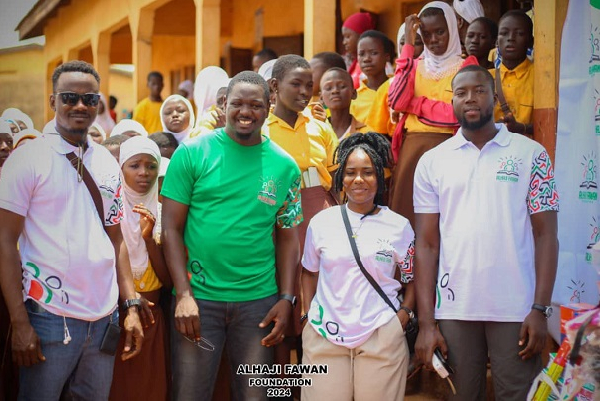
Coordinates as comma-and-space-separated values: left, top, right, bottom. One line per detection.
0, 60, 144, 400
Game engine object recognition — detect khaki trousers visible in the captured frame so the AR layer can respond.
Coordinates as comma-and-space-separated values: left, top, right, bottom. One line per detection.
301, 316, 409, 401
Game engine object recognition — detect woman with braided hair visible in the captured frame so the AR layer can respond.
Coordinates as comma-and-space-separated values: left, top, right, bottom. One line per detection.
300, 132, 415, 400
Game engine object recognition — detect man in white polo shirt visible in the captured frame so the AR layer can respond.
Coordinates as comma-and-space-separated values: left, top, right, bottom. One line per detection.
413, 65, 559, 400
0, 60, 144, 400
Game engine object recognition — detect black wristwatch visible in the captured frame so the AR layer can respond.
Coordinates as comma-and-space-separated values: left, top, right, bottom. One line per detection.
399, 306, 415, 320
123, 298, 142, 311
279, 294, 297, 307
531, 303, 553, 318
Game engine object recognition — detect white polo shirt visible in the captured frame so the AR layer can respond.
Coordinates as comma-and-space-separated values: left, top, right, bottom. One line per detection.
0, 133, 123, 320
414, 124, 559, 322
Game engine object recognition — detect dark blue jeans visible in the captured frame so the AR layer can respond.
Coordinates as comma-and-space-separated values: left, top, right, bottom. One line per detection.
171, 294, 277, 401
18, 299, 118, 400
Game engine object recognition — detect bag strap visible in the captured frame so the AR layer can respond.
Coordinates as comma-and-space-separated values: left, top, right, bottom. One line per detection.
495, 67, 512, 117
65, 152, 106, 228
341, 204, 397, 313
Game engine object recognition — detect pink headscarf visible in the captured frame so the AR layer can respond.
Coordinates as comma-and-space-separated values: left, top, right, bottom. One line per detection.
342, 12, 375, 34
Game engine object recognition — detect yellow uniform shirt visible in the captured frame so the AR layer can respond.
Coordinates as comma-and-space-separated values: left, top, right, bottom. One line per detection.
405, 64, 455, 134
493, 59, 534, 124
350, 80, 377, 125
265, 112, 338, 191
366, 78, 395, 137
133, 98, 163, 134
134, 262, 162, 293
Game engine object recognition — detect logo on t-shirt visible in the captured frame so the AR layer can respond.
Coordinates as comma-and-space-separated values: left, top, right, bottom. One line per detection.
579, 152, 598, 202
257, 176, 280, 205
375, 239, 393, 264
496, 155, 522, 182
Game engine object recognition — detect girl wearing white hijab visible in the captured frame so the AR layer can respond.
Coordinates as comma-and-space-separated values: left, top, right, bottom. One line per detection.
193, 66, 229, 118
2, 108, 34, 131
159, 94, 196, 143
387, 1, 477, 226
94, 92, 116, 135
110, 135, 169, 401
89, 122, 107, 144
13, 128, 40, 149
111, 119, 149, 137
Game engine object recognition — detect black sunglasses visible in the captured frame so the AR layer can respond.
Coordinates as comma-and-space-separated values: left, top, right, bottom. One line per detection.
56, 92, 101, 107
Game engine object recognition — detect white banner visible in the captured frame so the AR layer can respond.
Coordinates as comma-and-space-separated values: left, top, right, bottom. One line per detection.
553, 0, 600, 340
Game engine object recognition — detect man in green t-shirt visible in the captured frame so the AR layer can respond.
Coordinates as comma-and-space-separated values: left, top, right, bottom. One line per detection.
161, 71, 303, 400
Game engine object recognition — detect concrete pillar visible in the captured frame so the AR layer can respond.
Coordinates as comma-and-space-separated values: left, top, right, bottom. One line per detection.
92, 31, 112, 97
194, 0, 221, 73
130, 8, 155, 103
304, 0, 336, 59
533, 0, 569, 162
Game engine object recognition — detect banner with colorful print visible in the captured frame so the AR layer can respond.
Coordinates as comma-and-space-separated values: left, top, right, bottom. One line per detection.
553, 0, 600, 340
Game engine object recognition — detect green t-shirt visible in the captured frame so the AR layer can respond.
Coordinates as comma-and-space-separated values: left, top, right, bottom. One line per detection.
161, 128, 302, 301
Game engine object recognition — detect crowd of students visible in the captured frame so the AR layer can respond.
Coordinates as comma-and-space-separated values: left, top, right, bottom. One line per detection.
0, 1, 558, 400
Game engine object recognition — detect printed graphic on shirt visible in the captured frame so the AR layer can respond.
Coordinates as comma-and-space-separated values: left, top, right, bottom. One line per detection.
258, 176, 281, 206
399, 239, 415, 284
496, 155, 522, 182
579, 152, 598, 202
276, 176, 303, 229
436, 272, 455, 309
311, 303, 344, 343
375, 239, 394, 263
528, 150, 559, 213
190, 260, 206, 285
104, 182, 124, 225
24, 261, 69, 305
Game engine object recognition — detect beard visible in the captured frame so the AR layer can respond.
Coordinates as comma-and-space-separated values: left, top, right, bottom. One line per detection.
457, 108, 494, 131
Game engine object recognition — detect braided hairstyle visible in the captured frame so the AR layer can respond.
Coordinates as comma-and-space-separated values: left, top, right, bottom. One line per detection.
333, 132, 391, 205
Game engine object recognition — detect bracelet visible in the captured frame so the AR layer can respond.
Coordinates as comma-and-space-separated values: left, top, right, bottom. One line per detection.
300, 313, 308, 324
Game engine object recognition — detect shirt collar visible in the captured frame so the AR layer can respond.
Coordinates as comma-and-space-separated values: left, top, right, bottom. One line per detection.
452, 123, 512, 149
266, 111, 309, 130
45, 131, 96, 156
500, 58, 532, 80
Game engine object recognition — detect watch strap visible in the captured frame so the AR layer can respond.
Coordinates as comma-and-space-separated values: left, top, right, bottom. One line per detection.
531, 303, 551, 317
123, 298, 142, 311
279, 294, 296, 307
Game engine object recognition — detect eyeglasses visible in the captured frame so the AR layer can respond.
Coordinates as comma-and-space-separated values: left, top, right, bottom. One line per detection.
183, 335, 215, 351
56, 92, 101, 107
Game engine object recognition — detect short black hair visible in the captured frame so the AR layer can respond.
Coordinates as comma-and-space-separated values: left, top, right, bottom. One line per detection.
255, 48, 278, 61
499, 10, 533, 38
149, 132, 179, 149
102, 134, 129, 146
109, 95, 118, 107
312, 52, 347, 70
321, 67, 353, 85
147, 71, 164, 82
470, 17, 499, 44
227, 71, 270, 104
52, 60, 100, 92
420, 6, 444, 19
272, 55, 311, 82
359, 30, 395, 59
333, 132, 392, 205
451, 65, 495, 92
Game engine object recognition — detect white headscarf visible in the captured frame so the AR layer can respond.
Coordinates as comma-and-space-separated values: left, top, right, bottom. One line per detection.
418, 1, 464, 79
258, 59, 277, 81
397, 23, 406, 57
94, 92, 116, 135
119, 136, 161, 279
193, 66, 230, 117
13, 128, 40, 148
42, 119, 56, 135
90, 122, 107, 142
0, 120, 12, 135
159, 156, 170, 178
178, 80, 195, 100
159, 95, 196, 144
453, 0, 485, 24
2, 108, 34, 130
111, 119, 149, 137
